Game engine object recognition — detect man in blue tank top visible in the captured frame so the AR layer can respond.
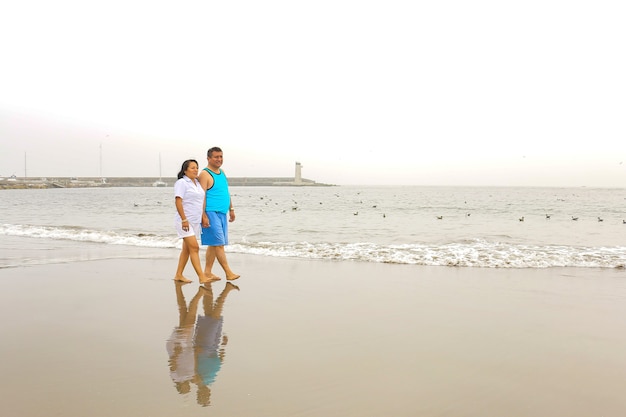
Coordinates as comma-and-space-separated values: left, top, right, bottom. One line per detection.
199, 147, 240, 281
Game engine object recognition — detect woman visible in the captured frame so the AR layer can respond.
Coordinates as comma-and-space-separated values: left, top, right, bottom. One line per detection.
174, 159, 210, 284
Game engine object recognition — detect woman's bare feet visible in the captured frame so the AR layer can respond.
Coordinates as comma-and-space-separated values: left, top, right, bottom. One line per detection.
174, 275, 192, 283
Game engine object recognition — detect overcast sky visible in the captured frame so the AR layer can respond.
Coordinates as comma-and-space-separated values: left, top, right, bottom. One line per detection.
1, 0, 625, 186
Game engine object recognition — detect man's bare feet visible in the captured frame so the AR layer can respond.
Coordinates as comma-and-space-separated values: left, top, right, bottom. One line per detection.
226, 273, 240, 281
174, 275, 192, 283
200, 274, 221, 284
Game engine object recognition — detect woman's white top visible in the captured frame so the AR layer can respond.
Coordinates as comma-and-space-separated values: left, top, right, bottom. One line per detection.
174, 175, 204, 224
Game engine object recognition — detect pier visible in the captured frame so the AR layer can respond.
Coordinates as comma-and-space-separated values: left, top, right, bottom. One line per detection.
0, 163, 333, 189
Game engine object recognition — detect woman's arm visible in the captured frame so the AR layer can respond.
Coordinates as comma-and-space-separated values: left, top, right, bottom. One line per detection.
175, 196, 189, 230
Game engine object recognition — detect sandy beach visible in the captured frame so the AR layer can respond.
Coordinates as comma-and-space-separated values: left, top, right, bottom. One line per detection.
1, 251, 625, 417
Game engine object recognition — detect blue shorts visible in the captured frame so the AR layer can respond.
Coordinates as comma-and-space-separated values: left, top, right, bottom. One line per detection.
201, 211, 229, 246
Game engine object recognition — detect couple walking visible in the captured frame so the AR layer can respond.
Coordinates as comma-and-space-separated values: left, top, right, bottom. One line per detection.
173, 147, 240, 283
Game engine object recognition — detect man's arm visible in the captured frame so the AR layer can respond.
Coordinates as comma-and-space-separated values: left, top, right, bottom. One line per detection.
198, 169, 213, 227
228, 198, 235, 222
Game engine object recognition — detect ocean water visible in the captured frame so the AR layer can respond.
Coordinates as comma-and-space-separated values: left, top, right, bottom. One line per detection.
1, 186, 625, 269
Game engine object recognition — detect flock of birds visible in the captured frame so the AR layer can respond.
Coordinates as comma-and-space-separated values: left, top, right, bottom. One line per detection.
432, 214, 626, 224
252, 194, 626, 224
514, 215, 626, 223
420, 208, 626, 224
432, 213, 625, 223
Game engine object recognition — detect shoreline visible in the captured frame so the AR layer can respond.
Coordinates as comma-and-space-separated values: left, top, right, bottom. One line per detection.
2, 248, 626, 416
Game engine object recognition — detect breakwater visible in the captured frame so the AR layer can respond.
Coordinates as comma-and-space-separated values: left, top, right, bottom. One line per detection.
0, 176, 333, 189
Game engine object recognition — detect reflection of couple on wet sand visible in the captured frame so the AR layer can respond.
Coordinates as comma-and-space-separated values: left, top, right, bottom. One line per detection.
166, 280, 239, 406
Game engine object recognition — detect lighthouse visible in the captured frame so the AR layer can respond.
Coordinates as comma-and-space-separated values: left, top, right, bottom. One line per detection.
295, 162, 303, 184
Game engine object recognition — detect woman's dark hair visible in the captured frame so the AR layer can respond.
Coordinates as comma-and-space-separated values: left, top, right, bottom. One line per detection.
177, 159, 198, 179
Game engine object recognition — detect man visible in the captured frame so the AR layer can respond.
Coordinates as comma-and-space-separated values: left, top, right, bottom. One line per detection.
199, 147, 240, 281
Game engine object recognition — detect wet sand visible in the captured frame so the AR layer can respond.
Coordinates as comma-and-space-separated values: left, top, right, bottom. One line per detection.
1, 253, 625, 416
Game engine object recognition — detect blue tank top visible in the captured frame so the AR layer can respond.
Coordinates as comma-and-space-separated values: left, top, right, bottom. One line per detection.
204, 168, 231, 213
